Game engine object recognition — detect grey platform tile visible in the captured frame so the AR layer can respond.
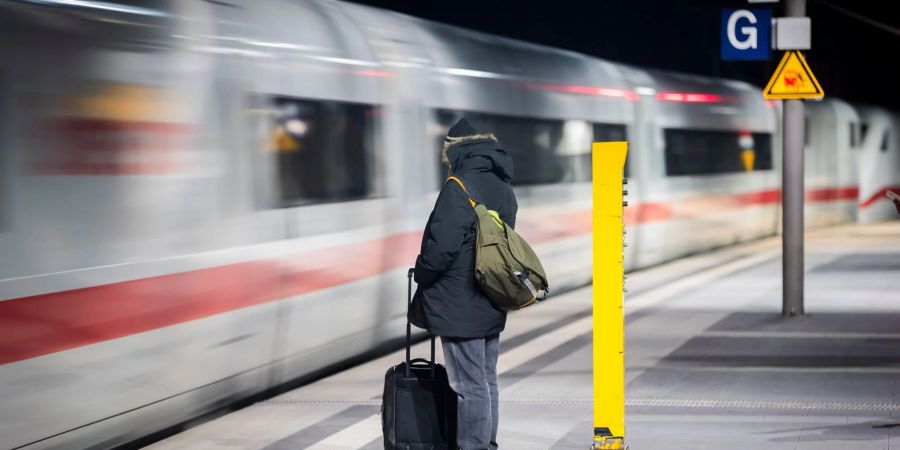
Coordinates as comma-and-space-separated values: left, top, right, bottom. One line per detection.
502, 342, 592, 400
500, 308, 591, 356
812, 253, 900, 272
548, 418, 592, 449
708, 312, 900, 335
624, 413, 896, 448
659, 338, 900, 370
495, 405, 590, 449
624, 253, 752, 299
359, 436, 382, 450
697, 440, 799, 450
622, 308, 900, 410
262, 404, 378, 449
762, 419, 895, 449
500, 332, 591, 387
629, 370, 899, 409
144, 403, 349, 449
628, 418, 802, 450
624, 439, 709, 450
794, 443, 888, 450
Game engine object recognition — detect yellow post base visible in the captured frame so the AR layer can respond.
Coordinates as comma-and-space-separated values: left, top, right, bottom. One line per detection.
592, 436, 626, 450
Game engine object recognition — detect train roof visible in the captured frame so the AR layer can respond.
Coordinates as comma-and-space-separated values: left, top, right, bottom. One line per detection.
335, 0, 761, 95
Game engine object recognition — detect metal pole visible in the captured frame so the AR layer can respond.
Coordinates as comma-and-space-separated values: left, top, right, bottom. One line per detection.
782, 0, 806, 316
591, 142, 628, 450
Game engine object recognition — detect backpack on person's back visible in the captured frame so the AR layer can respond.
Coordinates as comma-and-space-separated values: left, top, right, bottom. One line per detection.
447, 176, 549, 311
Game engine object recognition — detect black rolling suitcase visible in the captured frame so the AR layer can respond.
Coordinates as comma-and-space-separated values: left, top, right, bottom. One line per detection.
381, 268, 457, 450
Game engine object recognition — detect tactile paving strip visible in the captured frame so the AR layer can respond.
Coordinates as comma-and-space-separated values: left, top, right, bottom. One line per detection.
626, 398, 900, 411
262, 398, 900, 411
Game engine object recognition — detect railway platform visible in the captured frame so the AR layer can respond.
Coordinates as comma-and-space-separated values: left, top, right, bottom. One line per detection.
148, 222, 900, 450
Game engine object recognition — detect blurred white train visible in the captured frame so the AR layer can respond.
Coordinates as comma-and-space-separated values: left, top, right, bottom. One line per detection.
0, 1, 897, 448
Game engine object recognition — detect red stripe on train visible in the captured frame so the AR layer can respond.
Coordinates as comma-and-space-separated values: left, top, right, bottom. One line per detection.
0, 232, 423, 365
806, 186, 859, 202
859, 186, 900, 208
0, 185, 861, 365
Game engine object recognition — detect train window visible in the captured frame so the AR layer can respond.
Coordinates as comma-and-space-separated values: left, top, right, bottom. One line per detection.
849, 123, 857, 149
432, 110, 563, 185
593, 123, 629, 177
593, 123, 627, 142
549, 121, 629, 182
860, 123, 869, 143
753, 134, 773, 170
881, 131, 889, 153
432, 110, 627, 185
560, 123, 629, 181
250, 96, 378, 207
664, 129, 773, 176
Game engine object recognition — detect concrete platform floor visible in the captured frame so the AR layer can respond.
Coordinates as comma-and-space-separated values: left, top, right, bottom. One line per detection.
148, 222, 900, 449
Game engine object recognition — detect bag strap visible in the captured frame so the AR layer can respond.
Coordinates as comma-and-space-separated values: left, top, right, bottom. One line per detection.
446, 176, 476, 208
447, 176, 506, 230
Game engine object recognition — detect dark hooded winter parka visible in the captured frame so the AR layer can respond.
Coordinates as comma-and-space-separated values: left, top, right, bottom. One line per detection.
409, 135, 518, 338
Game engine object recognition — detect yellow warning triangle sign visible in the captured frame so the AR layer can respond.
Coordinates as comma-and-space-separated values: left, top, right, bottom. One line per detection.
764, 50, 824, 100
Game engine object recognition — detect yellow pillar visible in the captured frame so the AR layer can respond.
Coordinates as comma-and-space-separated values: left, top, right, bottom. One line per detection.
591, 141, 628, 450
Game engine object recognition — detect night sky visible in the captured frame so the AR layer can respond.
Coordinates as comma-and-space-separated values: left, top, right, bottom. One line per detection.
348, 0, 899, 109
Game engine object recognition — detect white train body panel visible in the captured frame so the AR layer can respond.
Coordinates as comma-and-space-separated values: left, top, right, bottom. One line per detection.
856, 106, 900, 223
803, 99, 860, 227
0, 1, 895, 449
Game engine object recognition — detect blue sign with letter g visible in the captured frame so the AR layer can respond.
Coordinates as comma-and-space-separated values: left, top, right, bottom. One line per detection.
721, 8, 771, 61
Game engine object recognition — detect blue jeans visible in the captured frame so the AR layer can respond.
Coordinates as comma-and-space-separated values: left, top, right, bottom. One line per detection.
441, 334, 500, 450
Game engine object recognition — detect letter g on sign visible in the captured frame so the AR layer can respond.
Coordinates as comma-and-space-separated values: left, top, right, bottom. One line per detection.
721, 8, 770, 61
727, 9, 758, 50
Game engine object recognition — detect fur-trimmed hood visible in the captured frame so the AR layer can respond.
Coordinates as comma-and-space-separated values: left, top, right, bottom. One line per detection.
441, 133, 496, 164
443, 133, 514, 182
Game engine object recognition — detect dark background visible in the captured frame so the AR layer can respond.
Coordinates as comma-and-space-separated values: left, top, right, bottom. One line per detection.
347, 0, 899, 109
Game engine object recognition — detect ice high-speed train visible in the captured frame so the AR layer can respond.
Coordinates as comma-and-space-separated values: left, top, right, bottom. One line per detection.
0, 1, 897, 448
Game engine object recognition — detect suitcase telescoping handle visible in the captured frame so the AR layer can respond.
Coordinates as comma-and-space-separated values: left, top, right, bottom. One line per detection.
406, 268, 436, 378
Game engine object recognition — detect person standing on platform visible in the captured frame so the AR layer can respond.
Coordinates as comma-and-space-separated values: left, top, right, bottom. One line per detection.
409, 118, 518, 450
